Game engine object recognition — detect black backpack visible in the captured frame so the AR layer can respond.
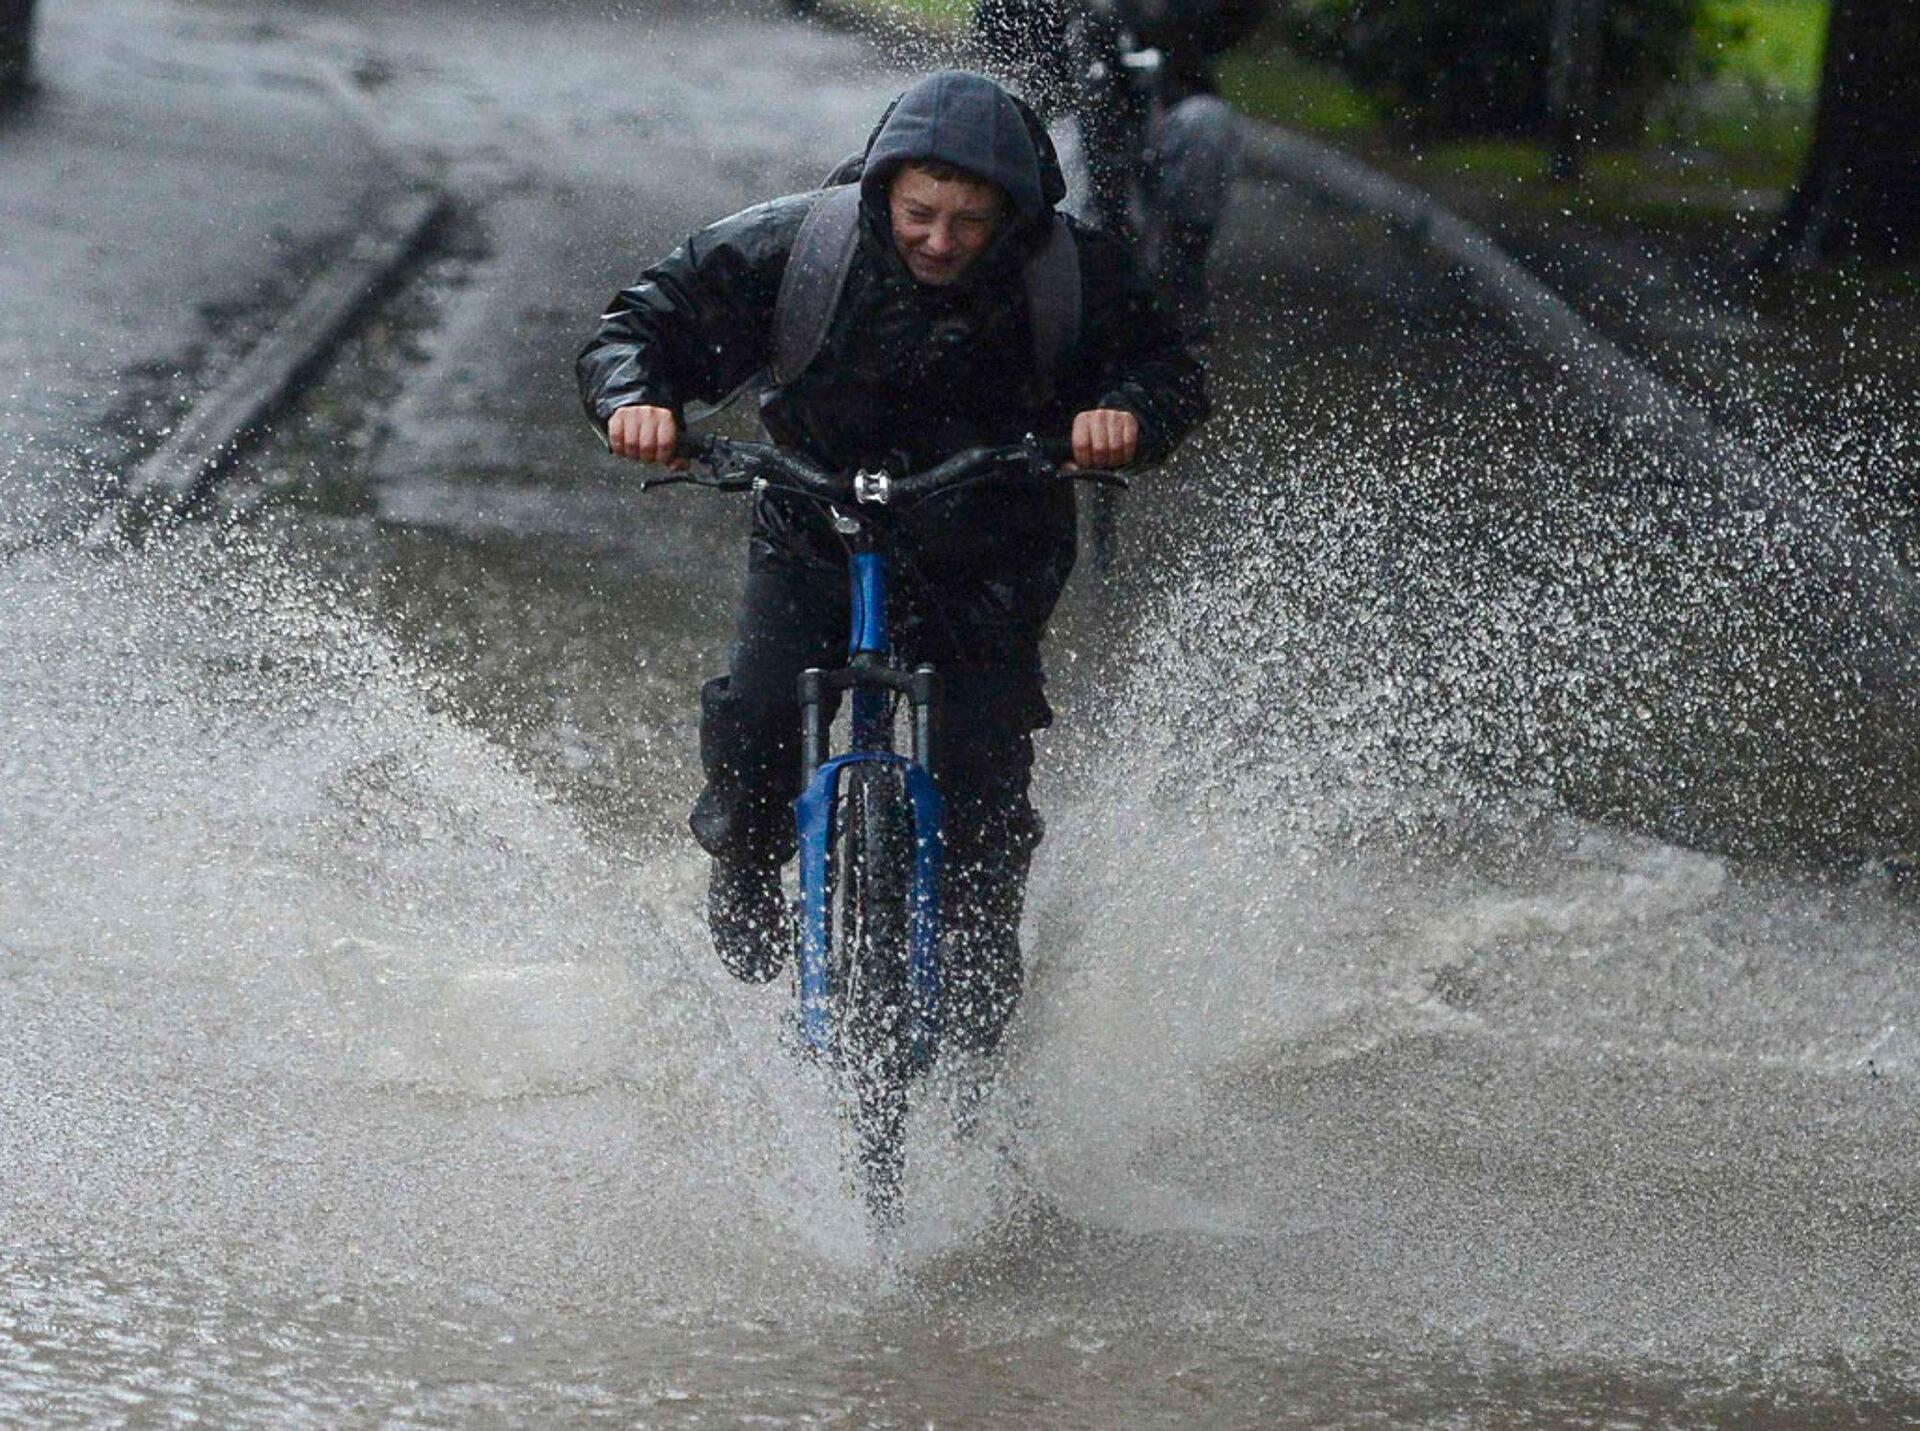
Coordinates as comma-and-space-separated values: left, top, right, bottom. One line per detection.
770, 158, 1083, 402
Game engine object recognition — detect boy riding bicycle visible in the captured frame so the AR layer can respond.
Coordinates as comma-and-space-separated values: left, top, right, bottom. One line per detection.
578, 71, 1207, 1059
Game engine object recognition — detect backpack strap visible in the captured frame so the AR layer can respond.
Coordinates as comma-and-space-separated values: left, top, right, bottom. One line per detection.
771, 188, 1083, 397
771, 185, 864, 389
1024, 213, 1081, 403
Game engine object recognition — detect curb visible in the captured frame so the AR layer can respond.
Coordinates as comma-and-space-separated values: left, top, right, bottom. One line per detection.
90, 57, 448, 541
94, 185, 447, 537
1233, 124, 1762, 482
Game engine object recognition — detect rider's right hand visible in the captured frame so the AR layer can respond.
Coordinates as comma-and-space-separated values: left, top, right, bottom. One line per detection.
607, 403, 687, 469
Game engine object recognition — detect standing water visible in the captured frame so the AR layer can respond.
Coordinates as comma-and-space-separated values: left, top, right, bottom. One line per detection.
6, 358, 1917, 1423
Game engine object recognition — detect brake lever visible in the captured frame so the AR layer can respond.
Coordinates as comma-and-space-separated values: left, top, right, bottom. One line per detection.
1013, 435, 1130, 489
644, 473, 759, 493
673, 431, 778, 489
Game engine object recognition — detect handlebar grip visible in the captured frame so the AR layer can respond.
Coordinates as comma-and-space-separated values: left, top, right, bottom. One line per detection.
636, 433, 715, 489
1027, 436, 1126, 486
1032, 436, 1128, 488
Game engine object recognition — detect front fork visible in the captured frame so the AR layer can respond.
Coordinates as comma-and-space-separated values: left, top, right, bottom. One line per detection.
793, 545, 946, 1068
797, 663, 939, 783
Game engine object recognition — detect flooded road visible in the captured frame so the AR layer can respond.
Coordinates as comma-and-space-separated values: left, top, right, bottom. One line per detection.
5, 0, 1920, 1424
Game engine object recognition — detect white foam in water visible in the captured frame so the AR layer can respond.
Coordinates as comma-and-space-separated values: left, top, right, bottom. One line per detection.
0, 526, 889, 1324
4, 427, 1919, 1418
954, 409, 1920, 1363
2, 533, 650, 1051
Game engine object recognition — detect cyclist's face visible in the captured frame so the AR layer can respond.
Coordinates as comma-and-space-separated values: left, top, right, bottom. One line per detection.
888, 165, 1006, 286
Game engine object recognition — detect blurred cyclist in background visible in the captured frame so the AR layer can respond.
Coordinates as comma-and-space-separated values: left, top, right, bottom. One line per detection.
972, 0, 1265, 340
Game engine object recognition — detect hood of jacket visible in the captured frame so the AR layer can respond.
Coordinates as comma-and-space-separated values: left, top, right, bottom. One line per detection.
857, 70, 1066, 222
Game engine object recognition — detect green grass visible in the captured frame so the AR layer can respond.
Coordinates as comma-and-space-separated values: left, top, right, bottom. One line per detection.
1378, 3, 1828, 200
1413, 140, 1794, 218
1206, 5, 1826, 173
1216, 50, 1378, 134
840, 0, 970, 30
1648, 1, 1826, 182
1705, 0, 1827, 95
843, 0, 1823, 200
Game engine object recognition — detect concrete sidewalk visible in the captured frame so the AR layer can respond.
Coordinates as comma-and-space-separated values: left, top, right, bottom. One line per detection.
0, 0, 394, 544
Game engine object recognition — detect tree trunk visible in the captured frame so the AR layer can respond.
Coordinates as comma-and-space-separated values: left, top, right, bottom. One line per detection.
1762, 0, 1920, 266
1547, 0, 1607, 181
0, 0, 36, 96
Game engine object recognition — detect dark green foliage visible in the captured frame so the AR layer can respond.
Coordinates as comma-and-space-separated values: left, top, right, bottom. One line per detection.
1282, 0, 1744, 138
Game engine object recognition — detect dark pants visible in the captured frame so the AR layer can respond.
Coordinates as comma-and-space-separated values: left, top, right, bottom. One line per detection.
691, 560, 1050, 1054
1084, 83, 1243, 338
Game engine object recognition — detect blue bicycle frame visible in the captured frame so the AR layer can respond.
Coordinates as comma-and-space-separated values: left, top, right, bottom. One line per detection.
644, 432, 1118, 1083
792, 535, 946, 1070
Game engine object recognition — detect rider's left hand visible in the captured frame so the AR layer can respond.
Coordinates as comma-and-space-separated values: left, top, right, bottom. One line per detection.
1070, 408, 1140, 470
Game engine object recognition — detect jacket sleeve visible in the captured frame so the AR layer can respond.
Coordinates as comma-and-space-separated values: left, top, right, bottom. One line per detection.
1071, 222, 1212, 465
576, 194, 812, 431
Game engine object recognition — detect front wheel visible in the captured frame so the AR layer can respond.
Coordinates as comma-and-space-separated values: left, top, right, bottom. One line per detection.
830, 763, 916, 1223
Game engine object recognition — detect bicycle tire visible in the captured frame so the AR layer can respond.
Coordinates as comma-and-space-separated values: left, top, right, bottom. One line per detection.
829, 761, 915, 1223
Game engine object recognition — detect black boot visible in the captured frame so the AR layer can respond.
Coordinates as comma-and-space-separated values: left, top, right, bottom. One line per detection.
690, 676, 797, 984
707, 855, 790, 984
939, 806, 1041, 1057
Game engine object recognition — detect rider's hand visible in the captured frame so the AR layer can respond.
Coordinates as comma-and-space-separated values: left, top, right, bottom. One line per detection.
607, 403, 686, 469
1070, 408, 1140, 470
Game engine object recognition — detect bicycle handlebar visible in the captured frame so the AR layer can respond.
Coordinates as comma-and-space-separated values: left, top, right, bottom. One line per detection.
638, 433, 1129, 506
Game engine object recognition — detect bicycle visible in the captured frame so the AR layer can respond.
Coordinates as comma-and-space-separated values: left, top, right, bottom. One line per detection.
642, 432, 1125, 1222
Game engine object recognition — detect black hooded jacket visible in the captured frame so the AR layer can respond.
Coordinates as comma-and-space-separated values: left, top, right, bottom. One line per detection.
577, 72, 1209, 628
